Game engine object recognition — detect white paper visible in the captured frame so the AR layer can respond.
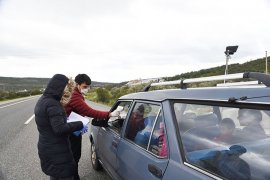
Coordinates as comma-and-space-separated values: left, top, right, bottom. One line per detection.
116, 106, 124, 112
116, 106, 125, 118
67, 112, 89, 126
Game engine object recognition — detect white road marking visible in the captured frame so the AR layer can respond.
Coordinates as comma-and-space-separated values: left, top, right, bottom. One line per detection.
24, 114, 35, 125
0, 97, 37, 109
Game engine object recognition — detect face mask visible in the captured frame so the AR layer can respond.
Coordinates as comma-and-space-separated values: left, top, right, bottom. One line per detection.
81, 88, 88, 95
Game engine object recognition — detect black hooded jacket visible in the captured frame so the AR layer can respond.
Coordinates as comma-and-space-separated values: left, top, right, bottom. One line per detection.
34, 74, 83, 178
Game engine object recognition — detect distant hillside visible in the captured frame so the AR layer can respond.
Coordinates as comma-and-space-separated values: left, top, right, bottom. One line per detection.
0, 56, 268, 92
0, 77, 119, 92
166, 56, 269, 81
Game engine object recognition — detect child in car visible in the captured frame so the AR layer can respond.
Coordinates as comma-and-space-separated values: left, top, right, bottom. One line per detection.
213, 118, 236, 145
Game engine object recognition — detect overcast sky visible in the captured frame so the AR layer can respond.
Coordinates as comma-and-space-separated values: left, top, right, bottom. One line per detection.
0, 0, 270, 82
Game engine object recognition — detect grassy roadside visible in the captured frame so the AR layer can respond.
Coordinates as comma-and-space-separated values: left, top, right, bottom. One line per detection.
85, 84, 146, 107
0, 95, 41, 104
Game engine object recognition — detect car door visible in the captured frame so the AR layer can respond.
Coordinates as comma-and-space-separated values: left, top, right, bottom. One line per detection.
117, 102, 169, 180
97, 101, 132, 179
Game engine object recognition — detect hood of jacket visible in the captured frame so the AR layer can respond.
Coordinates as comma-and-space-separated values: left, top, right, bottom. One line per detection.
43, 74, 68, 100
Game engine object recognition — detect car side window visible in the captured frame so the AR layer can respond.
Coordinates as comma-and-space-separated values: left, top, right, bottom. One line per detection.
107, 101, 132, 134
149, 111, 168, 158
124, 102, 161, 150
175, 103, 270, 180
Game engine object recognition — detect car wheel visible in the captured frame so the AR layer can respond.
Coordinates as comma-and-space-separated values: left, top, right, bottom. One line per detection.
90, 142, 102, 171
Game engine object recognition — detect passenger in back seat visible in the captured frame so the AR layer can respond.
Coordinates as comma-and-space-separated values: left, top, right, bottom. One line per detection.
236, 109, 267, 141
126, 104, 145, 141
200, 145, 250, 180
213, 118, 236, 145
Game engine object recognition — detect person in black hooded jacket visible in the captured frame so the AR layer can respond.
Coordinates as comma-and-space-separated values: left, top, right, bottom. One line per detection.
35, 74, 84, 180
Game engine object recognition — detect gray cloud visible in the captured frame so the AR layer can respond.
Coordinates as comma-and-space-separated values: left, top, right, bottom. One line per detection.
0, 0, 269, 82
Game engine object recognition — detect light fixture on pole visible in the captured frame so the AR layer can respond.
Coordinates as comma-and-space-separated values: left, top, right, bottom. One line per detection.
224, 45, 238, 83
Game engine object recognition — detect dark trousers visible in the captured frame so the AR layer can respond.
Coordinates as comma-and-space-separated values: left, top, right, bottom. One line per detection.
69, 134, 82, 180
50, 176, 74, 180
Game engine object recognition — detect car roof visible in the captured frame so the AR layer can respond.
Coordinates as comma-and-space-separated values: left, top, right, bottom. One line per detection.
119, 86, 270, 104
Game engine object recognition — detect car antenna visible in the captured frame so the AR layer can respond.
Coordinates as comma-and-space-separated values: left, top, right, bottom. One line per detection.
228, 95, 270, 103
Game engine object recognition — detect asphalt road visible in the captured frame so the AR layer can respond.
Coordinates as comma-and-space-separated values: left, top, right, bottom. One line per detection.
0, 96, 111, 180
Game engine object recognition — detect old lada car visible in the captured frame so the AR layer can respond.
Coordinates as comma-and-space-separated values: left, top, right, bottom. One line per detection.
89, 72, 270, 180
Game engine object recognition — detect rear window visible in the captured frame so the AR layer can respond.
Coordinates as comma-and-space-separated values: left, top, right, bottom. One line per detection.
174, 103, 270, 180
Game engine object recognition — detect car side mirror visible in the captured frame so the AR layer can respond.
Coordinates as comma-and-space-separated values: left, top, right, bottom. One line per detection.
91, 118, 108, 127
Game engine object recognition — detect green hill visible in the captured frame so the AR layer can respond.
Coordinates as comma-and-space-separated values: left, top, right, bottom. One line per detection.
0, 56, 268, 92
87, 56, 270, 106
0, 77, 118, 92
167, 56, 269, 81
0, 77, 49, 92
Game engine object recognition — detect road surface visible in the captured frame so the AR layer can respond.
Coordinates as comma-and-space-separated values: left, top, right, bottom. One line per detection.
0, 96, 111, 180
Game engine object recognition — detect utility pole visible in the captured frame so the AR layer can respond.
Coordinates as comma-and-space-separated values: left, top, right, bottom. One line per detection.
266, 51, 268, 74
224, 46, 238, 83
224, 50, 230, 77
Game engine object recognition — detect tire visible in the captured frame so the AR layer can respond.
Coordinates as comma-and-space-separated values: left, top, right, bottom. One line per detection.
90, 142, 102, 171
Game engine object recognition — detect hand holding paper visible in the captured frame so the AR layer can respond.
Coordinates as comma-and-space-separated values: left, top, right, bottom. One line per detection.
68, 112, 89, 136
67, 112, 89, 126
110, 106, 124, 117
81, 125, 88, 134
72, 125, 88, 136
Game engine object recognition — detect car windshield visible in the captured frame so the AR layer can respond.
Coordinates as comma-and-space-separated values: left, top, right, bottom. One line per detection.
174, 102, 270, 180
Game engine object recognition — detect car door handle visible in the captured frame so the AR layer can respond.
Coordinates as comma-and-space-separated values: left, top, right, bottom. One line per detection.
112, 140, 118, 148
148, 164, 162, 179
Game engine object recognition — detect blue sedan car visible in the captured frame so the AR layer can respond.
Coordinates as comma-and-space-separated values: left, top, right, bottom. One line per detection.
89, 72, 270, 180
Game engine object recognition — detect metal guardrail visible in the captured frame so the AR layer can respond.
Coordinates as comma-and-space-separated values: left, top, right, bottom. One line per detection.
143, 72, 270, 91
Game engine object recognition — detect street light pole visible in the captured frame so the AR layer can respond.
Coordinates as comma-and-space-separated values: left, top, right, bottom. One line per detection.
266, 51, 268, 74
224, 50, 230, 83
224, 46, 238, 83
225, 50, 230, 75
